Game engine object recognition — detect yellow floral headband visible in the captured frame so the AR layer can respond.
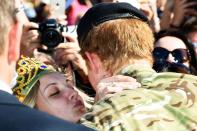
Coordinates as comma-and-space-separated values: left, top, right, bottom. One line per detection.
12, 56, 55, 102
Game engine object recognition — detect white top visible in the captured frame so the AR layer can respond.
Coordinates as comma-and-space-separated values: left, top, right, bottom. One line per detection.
0, 80, 13, 94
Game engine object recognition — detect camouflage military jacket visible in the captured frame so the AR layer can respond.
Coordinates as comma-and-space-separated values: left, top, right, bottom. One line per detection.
80, 65, 197, 131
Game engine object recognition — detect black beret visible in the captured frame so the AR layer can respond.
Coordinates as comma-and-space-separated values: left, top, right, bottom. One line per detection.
77, 2, 148, 43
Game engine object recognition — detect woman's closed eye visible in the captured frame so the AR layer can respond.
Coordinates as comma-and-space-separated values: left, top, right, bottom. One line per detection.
48, 87, 60, 97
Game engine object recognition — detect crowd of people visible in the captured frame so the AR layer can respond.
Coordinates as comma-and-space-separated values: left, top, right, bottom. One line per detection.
0, 0, 197, 131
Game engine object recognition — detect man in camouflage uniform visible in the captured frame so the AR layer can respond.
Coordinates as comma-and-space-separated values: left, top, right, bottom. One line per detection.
77, 2, 197, 131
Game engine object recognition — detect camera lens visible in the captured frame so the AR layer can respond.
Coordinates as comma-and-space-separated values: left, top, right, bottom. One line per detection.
41, 29, 63, 48
39, 19, 65, 49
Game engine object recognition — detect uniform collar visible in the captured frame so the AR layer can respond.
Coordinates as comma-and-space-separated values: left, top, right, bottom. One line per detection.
119, 64, 156, 83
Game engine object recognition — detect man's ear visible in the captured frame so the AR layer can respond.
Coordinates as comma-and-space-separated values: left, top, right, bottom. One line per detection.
8, 23, 21, 65
85, 52, 102, 74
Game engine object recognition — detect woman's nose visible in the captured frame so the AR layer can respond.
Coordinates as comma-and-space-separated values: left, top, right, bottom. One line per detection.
166, 53, 176, 63
67, 89, 78, 101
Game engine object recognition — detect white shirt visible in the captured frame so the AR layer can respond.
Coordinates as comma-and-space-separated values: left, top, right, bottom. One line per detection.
0, 80, 13, 94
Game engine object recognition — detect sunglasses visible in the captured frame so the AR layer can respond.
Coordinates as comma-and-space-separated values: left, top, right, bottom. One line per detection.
153, 47, 189, 63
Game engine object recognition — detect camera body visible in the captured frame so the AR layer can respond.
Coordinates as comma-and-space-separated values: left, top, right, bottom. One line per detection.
39, 19, 65, 49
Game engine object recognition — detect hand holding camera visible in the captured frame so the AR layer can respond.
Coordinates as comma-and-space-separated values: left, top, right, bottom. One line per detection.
20, 22, 41, 57
20, 17, 88, 78
38, 18, 85, 72
53, 32, 88, 81
21, 18, 67, 56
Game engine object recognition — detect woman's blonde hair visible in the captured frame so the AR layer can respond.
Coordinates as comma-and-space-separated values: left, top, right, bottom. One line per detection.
22, 81, 40, 108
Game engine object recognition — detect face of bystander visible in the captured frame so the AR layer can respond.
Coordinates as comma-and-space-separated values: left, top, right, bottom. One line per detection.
155, 36, 190, 67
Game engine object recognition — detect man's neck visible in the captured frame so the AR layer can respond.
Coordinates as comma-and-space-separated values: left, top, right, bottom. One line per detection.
132, 59, 152, 67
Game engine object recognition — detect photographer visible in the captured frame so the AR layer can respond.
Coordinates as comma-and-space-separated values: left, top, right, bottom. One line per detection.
20, 17, 95, 97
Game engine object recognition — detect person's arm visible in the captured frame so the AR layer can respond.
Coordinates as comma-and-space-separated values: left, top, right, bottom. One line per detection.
160, 0, 173, 30
171, 0, 197, 27
149, 0, 160, 32
160, 0, 197, 30
53, 32, 89, 83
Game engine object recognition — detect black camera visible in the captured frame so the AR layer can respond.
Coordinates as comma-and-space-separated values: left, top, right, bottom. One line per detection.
38, 19, 65, 49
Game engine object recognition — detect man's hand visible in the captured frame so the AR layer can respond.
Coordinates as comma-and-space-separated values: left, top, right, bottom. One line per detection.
95, 75, 141, 101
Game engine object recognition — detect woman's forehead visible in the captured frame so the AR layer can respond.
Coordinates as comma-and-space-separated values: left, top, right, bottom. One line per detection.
44, 72, 65, 79
39, 72, 67, 91
39, 72, 66, 85
155, 36, 187, 50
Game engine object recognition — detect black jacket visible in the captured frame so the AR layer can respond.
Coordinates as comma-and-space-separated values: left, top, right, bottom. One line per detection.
0, 90, 93, 131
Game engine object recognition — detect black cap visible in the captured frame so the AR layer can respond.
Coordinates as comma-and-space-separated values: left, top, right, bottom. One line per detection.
77, 2, 148, 42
